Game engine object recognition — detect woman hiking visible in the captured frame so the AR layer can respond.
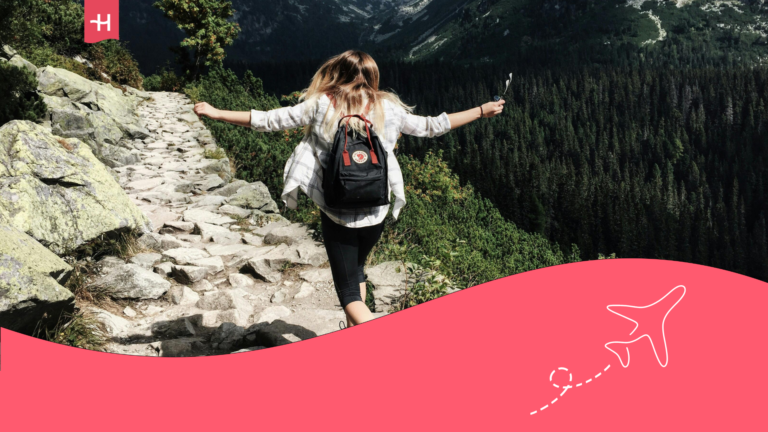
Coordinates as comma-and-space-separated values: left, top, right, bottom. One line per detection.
193, 50, 505, 328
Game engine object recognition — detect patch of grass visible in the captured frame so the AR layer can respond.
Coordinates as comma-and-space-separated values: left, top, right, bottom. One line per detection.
64, 261, 112, 305
365, 280, 375, 312
70, 230, 148, 261
203, 148, 227, 160
37, 309, 108, 351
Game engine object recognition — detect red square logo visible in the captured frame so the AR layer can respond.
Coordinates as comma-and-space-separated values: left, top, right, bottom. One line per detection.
84, 0, 120, 43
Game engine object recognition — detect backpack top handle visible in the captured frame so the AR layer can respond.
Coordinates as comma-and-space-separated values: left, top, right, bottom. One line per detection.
340, 114, 380, 167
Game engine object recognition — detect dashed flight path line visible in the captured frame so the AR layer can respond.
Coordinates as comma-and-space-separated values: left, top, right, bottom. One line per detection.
530, 365, 611, 415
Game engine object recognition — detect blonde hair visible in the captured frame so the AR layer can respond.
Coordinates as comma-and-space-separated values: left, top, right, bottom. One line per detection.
299, 50, 414, 140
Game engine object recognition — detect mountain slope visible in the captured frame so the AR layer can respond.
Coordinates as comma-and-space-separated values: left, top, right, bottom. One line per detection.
120, 0, 768, 74
369, 0, 768, 63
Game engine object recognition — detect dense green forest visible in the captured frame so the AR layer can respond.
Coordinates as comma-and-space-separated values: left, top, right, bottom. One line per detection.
184, 68, 579, 290
231, 53, 768, 283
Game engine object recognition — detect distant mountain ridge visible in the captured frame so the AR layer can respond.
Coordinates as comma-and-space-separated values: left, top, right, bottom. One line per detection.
121, 0, 768, 74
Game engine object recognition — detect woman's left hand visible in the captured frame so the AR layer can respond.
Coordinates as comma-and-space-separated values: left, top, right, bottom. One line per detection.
481, 100, 505, 118
194, 102, 220, 120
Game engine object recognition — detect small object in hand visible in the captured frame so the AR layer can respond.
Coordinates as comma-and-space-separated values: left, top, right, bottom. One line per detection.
494, 73, 513, 102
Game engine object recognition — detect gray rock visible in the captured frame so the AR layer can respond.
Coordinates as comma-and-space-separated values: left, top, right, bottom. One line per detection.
153, 262, 173, 277
271, 289, 287, 304
184, 209, 235, 226
195, 174, 226, 191
196, 289, 254, 318
227, 182, 279, 213
242, 235, 264, 247
213, 180, 249, 197
170, 285, 200, 305
178, 112, 199, 123
171, 265, 209, 285
194, 222, 230, 242
211, 322, 245, 351
366, 261, 407, 313
160, 337, 203, 357
137, 233, 163, 251
228, 273, 255, 290
218, 205, 252, 219
123, 306, 137, 318
159, 234, 191, 251
194, 195, 229, 207
294, 241, 329, 267
248, 309, 350, 347
205, 243, 258, 257
163, 221, 195, 232
294, 282, 316, 299
162, 248, 210, 265
2, 45, 37, 74
153, 318, 196, 338
0, 225, 74, 334
187, 256, 225, 274
129, 253, 162, 269
245, 258, 283, 283
191, 279, 215, 293
169, 285, 184, 304
0, 121, 152, 254
89, 307, 131, 338
256, 306, 292, 324
212, 232, 242, 245
98, 256, 127, 274
263, 224, 309, 246
299, 268, 333, 284
92, 263, 171, 300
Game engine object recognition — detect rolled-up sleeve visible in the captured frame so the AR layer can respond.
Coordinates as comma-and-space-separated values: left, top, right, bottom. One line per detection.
250, 100, 314, 132
400, 111, 452, 138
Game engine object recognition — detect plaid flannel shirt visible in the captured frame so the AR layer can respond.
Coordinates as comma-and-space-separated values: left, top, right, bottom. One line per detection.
250, 94, 452, 228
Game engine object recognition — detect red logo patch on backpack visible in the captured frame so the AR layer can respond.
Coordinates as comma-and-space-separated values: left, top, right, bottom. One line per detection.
352, 151, 368, 164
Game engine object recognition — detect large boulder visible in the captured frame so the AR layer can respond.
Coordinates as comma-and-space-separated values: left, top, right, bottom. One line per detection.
90, 263, 171, 300
36, 66, 150, 147
50, 109, 134, 167
0, 121, 152, 254
367, 261, 408, 313
0, 224, 75, 334
1, 45, 37, 74
227, 182, 279, 213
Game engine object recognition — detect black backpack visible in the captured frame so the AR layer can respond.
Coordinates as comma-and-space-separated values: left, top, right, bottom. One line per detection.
323, 114, 389, 209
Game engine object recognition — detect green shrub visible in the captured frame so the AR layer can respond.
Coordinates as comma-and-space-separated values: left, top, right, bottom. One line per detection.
374, 151, 580, 290
144, 68, 184, 92
203, 148, 227, 159
88, 40, 143, 89
194, 67, 579, 297
38, 310, 108, 351
1, 1, 143, 89
0, 62, 47, 125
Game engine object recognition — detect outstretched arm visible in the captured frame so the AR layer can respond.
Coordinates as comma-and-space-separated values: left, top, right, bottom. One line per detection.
447, 99, 506, 129
194, 101, 313, 131
194, 102, 251, 127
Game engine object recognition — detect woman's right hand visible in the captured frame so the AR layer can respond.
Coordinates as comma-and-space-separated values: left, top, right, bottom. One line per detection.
194, 102, 220, 120
481, 99, 505, 118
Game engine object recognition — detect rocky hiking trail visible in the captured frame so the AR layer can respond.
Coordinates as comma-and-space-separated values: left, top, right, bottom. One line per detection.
0, 51, 411, 356
88, 92, 407, 356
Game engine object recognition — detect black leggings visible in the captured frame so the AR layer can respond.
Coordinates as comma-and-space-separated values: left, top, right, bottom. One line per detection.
320, 211, 385, 308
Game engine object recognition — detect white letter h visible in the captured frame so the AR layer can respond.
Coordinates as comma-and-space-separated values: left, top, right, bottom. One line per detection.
90, 14, 111, 32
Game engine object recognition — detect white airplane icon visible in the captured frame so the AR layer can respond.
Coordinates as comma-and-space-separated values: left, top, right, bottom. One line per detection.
605, 285, 687, 368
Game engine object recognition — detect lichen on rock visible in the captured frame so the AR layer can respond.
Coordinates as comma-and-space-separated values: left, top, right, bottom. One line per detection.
0, 224, 74, 333
0, 120, 152, 254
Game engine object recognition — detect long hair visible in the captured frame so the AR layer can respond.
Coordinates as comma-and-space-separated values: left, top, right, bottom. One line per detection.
300, 50, 414, 139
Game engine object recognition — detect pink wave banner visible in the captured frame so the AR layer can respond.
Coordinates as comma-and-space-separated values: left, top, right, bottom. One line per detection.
0, 259, 765, 429
84, 0, 120, 44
